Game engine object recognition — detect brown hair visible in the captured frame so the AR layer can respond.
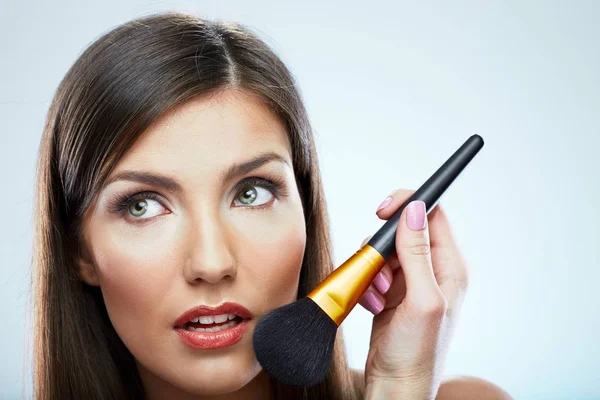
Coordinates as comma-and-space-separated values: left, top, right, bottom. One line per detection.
32, 11, 363, 400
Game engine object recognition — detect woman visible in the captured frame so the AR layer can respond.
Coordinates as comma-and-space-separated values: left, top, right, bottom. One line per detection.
32, 11, 511, 399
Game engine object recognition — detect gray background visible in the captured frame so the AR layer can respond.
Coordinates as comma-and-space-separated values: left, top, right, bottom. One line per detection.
1, 1, 599, 399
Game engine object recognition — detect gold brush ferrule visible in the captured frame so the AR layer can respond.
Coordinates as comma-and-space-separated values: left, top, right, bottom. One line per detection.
307, 244, 386, 326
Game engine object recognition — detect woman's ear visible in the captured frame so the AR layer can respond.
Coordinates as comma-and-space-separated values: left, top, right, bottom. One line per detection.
76, 243, 100, 286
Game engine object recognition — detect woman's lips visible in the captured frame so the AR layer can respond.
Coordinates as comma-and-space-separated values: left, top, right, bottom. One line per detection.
174, 319, 251, 349
173, 302, 252, 328
172, 302, 253, 349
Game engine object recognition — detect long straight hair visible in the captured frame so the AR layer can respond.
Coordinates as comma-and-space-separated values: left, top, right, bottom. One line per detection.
32, 11, 363, 400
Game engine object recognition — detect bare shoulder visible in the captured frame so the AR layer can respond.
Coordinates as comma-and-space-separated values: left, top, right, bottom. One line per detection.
349, 370, 513, 400
437, 375, 514, 400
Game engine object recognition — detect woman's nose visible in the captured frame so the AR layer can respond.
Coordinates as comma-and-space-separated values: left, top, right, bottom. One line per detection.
183, 213, 237, 284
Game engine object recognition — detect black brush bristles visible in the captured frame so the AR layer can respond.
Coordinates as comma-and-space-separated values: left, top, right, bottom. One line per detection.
252, 297, 338, 387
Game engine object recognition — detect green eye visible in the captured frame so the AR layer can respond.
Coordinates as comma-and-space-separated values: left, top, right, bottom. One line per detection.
237, 187, 258, 204
234, 186, 274, 207
129, 200, 148, 217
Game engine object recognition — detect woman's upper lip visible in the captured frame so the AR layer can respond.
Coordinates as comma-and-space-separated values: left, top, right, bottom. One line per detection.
173, 302, 252, 328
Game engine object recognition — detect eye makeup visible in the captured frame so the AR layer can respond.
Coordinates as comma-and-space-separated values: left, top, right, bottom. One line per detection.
231, 175, 289, 204
104, 173, 290, 223
106, 191, 169, 219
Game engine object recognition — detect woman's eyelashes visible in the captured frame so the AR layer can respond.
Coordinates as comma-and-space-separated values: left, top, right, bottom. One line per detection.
106, 191, 167, 222
231, 176, 287, 210
106, 176, 289, 224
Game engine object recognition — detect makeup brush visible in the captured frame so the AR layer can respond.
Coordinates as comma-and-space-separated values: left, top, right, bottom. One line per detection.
253, 134, 485, 387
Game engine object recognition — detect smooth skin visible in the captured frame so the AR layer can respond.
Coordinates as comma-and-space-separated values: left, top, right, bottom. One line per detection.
357, 191, 513, 399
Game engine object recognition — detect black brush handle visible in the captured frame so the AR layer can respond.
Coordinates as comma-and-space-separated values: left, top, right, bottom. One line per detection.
367, 134, 485, 260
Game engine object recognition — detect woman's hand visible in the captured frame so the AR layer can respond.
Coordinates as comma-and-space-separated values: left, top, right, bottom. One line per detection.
358, 189, 470, 399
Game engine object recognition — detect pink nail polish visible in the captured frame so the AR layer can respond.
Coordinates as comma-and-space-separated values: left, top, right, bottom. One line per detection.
377, 196, 392, 212
407, 200, 426, 231
363, 291, 384, 314
373, 271, 391, 294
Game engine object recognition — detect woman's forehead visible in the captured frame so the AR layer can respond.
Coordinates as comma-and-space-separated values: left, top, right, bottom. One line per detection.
116, 90, 292, 170
95, 93, 294, 206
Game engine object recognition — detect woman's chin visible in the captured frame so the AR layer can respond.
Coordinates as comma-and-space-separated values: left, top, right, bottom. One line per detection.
137, 354, 264, 396
177, 364, 264, 395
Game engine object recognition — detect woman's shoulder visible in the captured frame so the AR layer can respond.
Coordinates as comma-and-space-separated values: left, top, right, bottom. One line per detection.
436, 375, 513, 399
350, 369, 513, 399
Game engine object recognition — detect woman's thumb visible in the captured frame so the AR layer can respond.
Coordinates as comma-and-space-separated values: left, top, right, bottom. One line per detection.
396, 200, 444, 309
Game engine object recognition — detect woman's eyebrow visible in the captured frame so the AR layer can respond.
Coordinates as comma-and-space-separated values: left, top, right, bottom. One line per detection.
103, 151, 289, 193
221, 151, 289, 182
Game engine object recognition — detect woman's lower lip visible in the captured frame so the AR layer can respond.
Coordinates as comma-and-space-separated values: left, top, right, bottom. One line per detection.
174, 319, 250, 349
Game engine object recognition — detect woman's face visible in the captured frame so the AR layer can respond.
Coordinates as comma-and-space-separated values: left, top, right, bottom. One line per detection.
78, 89, 307, 397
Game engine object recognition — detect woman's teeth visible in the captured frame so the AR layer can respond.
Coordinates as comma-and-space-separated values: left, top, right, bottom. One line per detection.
189, 314, 237, 324
186, 319, 240, 333
183, 313, 241, 332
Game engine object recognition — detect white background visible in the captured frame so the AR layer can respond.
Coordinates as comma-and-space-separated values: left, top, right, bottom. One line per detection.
1, 1, 598, 399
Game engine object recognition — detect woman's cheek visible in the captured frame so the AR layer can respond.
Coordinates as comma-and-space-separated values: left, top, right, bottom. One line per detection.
92, 222, 178, 346
236, 203, 306, 303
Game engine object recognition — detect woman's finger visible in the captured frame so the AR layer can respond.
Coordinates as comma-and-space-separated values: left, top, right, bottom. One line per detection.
358, 287, 386, 315
372, 265, 393, 295
375, 188, 415, 220
359, 234, 394, 314
380, 261, 407, 310
395, 200, 447, 316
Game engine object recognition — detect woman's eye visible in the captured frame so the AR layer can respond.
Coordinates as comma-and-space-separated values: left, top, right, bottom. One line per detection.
234, 186, 274, 207
127, 198, 165, 219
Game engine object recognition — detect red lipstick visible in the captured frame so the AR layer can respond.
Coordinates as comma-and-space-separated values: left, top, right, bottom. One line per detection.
173, 302, 252, 349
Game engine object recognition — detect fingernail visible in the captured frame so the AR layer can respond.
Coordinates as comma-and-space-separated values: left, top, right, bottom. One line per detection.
376, 196, 392, 212
406, 200, 426, 231
373, 271, 391, 294
363, 291, 384, 314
